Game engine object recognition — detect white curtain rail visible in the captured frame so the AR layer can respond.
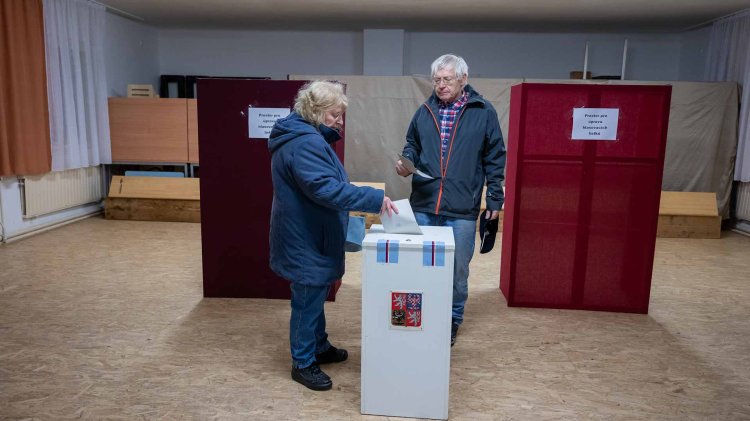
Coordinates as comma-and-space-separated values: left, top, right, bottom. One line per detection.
681, 7, 750, 32
89, 0, 145, 22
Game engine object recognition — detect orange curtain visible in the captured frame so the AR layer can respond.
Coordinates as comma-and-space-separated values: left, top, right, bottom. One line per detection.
0, 0, 51, 176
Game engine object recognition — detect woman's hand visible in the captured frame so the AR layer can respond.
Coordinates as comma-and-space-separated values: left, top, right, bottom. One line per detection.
381, 196, 399, 217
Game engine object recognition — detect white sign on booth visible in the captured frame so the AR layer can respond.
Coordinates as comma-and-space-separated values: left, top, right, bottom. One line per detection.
572, 107, 619, 140
248, 107, 290, 138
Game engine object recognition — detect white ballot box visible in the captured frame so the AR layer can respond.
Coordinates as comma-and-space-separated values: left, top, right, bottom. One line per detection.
361, 224, 455, 420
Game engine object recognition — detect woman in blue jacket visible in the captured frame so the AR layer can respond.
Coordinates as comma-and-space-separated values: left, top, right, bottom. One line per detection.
268, 81, 397, 391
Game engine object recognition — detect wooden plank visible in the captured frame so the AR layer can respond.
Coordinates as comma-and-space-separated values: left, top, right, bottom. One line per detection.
104, 197, 200, 223
657, 215, 721, 238
657, 191, 720, 238
496, 210, 504, 233
351, 211, 382, 228
351, 182, 385, 190
108, 176, 200, 200
351, 182, 384, 228
188, 99, 199, 164
109, 97, 188, 163
659, 191, 718, 216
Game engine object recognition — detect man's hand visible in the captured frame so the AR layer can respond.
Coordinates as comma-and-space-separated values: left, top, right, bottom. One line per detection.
381, 196, 399, 217
395, 160, 411, 177
485, 209, 500, 220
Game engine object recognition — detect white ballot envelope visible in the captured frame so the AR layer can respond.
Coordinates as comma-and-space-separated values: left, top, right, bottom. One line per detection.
398, 155, 434, 180
381, 199, 423, 235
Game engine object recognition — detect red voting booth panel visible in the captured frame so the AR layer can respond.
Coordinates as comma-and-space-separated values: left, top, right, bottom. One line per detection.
198, 79, 344, 299
500, 83, 671, 313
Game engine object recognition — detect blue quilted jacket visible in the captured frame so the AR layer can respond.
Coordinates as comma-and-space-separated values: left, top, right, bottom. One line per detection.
268, 112, 383, 286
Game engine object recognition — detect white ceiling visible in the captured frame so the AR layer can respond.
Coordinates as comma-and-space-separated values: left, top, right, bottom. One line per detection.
98, 0, 750, 32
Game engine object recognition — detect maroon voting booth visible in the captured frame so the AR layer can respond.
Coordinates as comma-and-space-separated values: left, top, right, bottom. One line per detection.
500, 83, 671, 313
198, 79, 344, 299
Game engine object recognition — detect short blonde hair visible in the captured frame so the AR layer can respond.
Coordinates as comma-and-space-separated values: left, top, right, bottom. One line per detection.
293, 81, 348, 126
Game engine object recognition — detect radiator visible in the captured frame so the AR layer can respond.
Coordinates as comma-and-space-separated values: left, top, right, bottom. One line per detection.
21, 167, 103, 218
738, 182, 750, 222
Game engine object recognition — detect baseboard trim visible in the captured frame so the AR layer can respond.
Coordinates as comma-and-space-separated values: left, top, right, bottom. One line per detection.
1, 210, 102, 244
731, 220, 750, 237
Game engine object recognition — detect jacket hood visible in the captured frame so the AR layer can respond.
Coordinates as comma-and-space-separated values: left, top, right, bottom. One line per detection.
427, 84, 485, 108
267, 112, 318, 154
268, 112, 341, 154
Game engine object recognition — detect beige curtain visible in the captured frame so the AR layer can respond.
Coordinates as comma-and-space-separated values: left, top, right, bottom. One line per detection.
292, 76, 738, 217
0, 0, 52, 176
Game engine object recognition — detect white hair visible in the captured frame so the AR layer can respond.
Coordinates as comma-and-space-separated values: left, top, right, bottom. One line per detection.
430, 54, 469, 79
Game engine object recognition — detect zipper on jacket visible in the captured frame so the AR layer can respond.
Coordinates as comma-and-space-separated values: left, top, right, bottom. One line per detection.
423, 103, 467, 215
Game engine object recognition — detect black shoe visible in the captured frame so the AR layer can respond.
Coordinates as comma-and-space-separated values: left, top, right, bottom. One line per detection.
451, 322, 459, 347
316, 346, 348, 364
291, 364, 332, 391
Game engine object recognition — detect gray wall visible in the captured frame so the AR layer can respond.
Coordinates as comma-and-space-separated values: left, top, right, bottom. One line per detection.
105, 13, 159, 97
104, 20, 711, 94
151, 29, 708, 82
405, 32, 685, 80
679, 26, 711, 81
364, 29, 405, 76
157, 29, 364, 80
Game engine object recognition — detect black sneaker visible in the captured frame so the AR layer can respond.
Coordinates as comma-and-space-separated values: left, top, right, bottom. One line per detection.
291, 364, 332, 391
316, 346, 348, 364
451, 322, 459, 347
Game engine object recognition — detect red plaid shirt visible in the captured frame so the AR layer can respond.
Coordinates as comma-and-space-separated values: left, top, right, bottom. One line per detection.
438, 90, 469, 160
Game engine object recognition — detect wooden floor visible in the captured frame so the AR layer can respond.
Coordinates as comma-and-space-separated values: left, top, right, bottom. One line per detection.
1, 217, 749, 420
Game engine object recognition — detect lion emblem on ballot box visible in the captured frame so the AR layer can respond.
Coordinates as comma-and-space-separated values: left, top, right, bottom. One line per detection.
391, 292, 422, 328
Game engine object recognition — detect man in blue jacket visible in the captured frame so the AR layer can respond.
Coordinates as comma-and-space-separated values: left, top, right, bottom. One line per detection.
396, 54, 506, 346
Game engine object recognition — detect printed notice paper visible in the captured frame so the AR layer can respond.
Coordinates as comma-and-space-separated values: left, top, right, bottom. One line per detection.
572, 108, 619, 140
249, 107, 290, 139
381, 199, 423, 235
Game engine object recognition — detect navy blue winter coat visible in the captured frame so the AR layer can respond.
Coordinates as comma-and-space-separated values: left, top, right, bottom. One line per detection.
401, 85, 506, 220
268, 112, 384, 286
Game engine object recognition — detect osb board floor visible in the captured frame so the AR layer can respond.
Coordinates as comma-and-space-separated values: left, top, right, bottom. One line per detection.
1, 217, 749, 420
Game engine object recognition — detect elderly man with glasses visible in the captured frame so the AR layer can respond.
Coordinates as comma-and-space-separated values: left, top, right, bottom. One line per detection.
395, 53, 506, 347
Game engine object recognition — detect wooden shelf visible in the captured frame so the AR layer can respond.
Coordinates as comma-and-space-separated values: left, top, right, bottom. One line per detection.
109, 97, 192, 163
188, 99, 199, 164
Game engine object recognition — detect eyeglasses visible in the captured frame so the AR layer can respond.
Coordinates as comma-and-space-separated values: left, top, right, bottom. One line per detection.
432, 77, 456, 86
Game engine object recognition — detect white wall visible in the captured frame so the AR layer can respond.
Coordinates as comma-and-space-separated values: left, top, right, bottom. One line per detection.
0, 178, 101, 242
105, 13, 159, 97
158, 29, 364, 81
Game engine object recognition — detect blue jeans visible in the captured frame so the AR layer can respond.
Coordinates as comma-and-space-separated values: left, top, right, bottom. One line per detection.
414, 212, 476, 326
289, 283, 332, 369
